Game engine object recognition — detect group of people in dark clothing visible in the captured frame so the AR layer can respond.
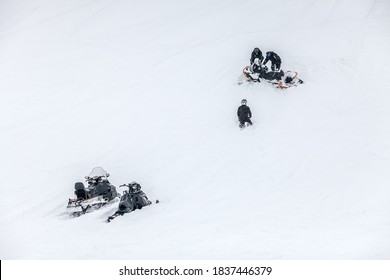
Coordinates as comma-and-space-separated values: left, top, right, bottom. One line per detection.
250, 47, 281, 71
237, 47, 282, 128
248, 47, 284, 82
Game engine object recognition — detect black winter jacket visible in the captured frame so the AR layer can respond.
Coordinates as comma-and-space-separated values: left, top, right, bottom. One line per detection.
263, 51, 281, 65
237, 105, 252, 119
250, 49, 264, 64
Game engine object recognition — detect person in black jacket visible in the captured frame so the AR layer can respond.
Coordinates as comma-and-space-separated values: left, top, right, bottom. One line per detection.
263, 51, 282, 71
250, 47, 264, 65
237, 99, 252, 128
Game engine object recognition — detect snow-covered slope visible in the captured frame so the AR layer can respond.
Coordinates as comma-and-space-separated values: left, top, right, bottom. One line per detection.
1, 0, 389, 259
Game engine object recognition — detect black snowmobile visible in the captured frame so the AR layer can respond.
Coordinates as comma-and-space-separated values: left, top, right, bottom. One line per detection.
67, 167, 120, 217
107, 181, 156, 222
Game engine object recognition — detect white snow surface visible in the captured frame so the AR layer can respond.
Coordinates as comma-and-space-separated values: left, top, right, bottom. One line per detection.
1, 0, 390, 260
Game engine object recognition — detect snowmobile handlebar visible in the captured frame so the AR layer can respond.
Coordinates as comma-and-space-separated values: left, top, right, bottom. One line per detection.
85, 175, 109, 180
119, 183, 141, 193
84, 176, 110, 184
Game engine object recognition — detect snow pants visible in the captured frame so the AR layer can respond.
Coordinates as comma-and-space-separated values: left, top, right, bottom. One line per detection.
239, 116, 252, 127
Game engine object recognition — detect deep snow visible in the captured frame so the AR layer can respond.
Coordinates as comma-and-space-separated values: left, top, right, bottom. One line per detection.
1, 0, 390, 259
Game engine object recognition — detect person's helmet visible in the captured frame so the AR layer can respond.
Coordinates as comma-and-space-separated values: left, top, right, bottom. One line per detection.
254, 48, 260, 53
241, 99, 247, 105
253, 58, 261, 66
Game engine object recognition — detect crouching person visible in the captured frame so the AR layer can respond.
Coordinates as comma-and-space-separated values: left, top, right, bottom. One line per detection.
237, 99, 253, 128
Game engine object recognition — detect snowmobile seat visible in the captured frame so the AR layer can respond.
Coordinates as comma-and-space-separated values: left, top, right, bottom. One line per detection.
74, 182, 88, 200
118, 201, 135, 213
133, 192, 152, 209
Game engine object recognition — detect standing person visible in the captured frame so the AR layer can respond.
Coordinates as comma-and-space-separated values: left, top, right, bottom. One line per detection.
237, 99, 252, 128
250, 47, 264, 65
263, 51, 282, 71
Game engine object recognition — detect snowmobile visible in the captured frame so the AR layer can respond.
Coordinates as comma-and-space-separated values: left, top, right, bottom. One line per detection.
273, 70, 304, 89
242, 64, 303, 89
107, 181, 156, 222
67, 167, 120, 217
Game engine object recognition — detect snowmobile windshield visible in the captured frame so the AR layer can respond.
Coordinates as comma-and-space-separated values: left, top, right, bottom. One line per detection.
89, 167, 109, 179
